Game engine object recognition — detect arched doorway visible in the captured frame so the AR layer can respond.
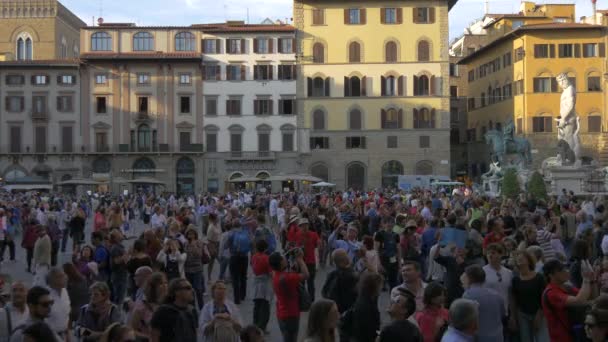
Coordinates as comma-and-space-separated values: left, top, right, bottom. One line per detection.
132, 157, 156, 193
228, 172, 244, 191
415, 160, 434, 175
176, 157, 195, 195
310, 163, 329, 182
382, 160, 404, 189
4, 168, 26, 182
346, 162, 365, 190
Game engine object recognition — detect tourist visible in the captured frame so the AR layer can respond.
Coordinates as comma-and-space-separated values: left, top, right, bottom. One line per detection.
206, 213, 222, 282
321, 249, 358, 314
375, 216, 400, 289
75, 282, 122, 341
183, 227, 207, 309
391, 261, 426, 313
9, 286, 61, 342
0, 282, 29, 340
303, 299, 339, 342
44, 267, 71, 340
251, 240, 272, 333
348, 272, 382, 342
32, 225, 51, 279
584, 295, 608, 342
156, 239, 186, 281
100, 323, 136, 342
126, 239, 152, 300
149, 278, 198, 342
226, 218, 252, 304
199, 280, 242, 342
415, 282, 449, 342
379, 291, 422, 342
293, 218, 319, 301
109, 230, 129, 304
440, 298, 479, 342
21, 322, 58, 342
128, 272, 168, 341
63, 263, 90, 333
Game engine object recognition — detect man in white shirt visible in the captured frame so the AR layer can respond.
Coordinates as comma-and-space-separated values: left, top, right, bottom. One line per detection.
0, 282, 29, 340
482, 243, 512, 311
45, 267, 71, 339
269, 196, 278, 227
150, 206, 166, 230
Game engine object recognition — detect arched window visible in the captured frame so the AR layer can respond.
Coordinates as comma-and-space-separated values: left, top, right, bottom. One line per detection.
346, 163, 366, 190
382, 76, 397, 96
313, 43, 324, 63
309, 77, 330, 97
385, 41, 397, 62
16, 38, 24, 60
175, 32, 195, 51
133, 32, 154, 51
132, 157, 155, 178
91, 32, 112, 51
349, 109, 362, 130
16, 34, 33, 60
25, 38, 32, 59
382, 160, 404, 188
344, 76, 363, 97
413, 108, 436, 128
415, 160, 433, 175
418, 40, 430, 61
310, 163, 329, 182
587, 71, 601, 92
137, 124, 151, 152
313, 110, 325, 130
414, 75, 430, 95
381, 108, 403, 129
349, 41, 361, 63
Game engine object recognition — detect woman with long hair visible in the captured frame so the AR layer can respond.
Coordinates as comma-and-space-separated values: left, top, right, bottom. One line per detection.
129, 272, 168, 341
184, 227, 207, 309
304, 299, 340, 342
72, 245, 96, 284
100, 323, 136, 342
206, 213, 222, 282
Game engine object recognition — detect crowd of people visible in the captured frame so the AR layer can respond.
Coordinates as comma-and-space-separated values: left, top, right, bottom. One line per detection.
0, 187, 605, 342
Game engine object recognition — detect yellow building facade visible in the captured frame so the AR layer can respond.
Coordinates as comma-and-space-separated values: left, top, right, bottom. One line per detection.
460, 19, 606, 172
294, 0, 455, 190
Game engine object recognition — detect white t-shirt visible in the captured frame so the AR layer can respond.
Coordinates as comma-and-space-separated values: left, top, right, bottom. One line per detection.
46, 287, 71, 333
483, 264, 513, 312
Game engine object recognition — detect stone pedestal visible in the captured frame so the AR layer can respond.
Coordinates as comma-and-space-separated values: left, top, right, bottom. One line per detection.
483, 178, 501, 197
546, 166, 591, 195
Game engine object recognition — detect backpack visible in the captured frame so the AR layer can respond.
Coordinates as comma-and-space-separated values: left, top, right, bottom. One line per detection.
231, 229, 252, 255
164, 255, 181, 280
254, 226, 276, 253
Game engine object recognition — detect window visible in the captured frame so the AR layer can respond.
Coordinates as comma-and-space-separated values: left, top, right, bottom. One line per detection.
32, 75, 48, 85
553, 17, 567, 23
310, 137, 329, 149
91, 32, 112, 51
35, 126, 46, 153
175, 32, 195, 51
532, 116, 553, 132
468, 70, 475, 82
96, 97, 107, 113
588, 116, 601, 132
468, 98, 475, 110
418, 40, 430, 61
5, 96, 24, 112
512, 20, 523, 29
413, 7, 434, 23
385, 41, 397, 62
180, 96, 191, 114
514, 79, 524, 95
203, 65, 221, 80
203, 39, 220, 53
95, 74, 107, 85
413, 108, 436, 128
587, 75, 601, 91
226, 98, 242, 115
450, 86, 458, 98
514, 47, 524, 62
226, 39, 244, 54
206, 133, 217, 152
225, 65, 242, 81
419, 136, 430, 148
254, 38, 271, 54
179, 132, 191, 151
136, 124, 151, 151
480, 92, 486, 107
503, 83, 512, 98
387, 136, 398, 148
282, 133, 294, 151
133, 32, 154, 51
308, 77, 330, 97
254, 99, 273, 115
381, 76, 398, 96
313, 110, 325, 130
32, 96, 47, 114
344, 76, 365, 97
349, 42, 361, 63
6, 75, 24, 85
278, 65, 296, 80
138, 97, 149, 114
312, 8, 325, 25
179, 73, 191, 84
533, 77, 555, 93
137, 73, 150, 85
61, 126, 73, 153
58, 75, 75, 85
583, 43, 598, 57
56, 95, 73, 112
254, 65, 273, 81
349, 109, 362, 130
95, 132, 108, 152
558, 44, 574, 58
503, 52, 512, 67
230, 133, 242, 153
345, 8, 365, 24
205, 97, 217, 115
382, 8, 401, 24
345, 137, 366, 149
278, 38, 294, 53
258, 133, 270, 153
449, 63, 459, 77
10, 126, 21, 153
534, 44, 549, 58
381, 108, 403, 129
413, 75, 430, 95
16, 36, 33, 60
313, 43, 324, 63
279, 99, 295, 114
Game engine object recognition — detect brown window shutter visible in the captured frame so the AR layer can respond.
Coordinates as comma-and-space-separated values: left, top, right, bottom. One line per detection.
413, 108, 419, 128
269, 100, 274, 115
56, 96, 61, 111
381, 109, 387, 128
226, 66, 232, 80
278, 39, 283, 53
398, 75, 404, 95
361, 76, 367, 96
574, 44, 581, 58
307, 77, 313, 96
268, 38, 274, 53
241, 65, 246, 80
240, 39, 245, 54
344, 9, 350, 24
360, 9, 366, 24
398, 109, 403, 128
431, 109, 436, 128
381, 8, 386, 23
291, 38, 296, 53
344, 76, 350, 96
30, 75, 35, 84
56, 75, 62, 84
68, 96, 73, 112
216, 39, 221, 53
253, 38, 258, 53
381, 76, 386, 96
533, 45, 539, 58
549, 44, 555, 58
551, 78, 558, 92
269, 65, 273, 80
324, 78, 331, 96
397, 8, 403, 24
413, 8, 419, 23
226, 39, 230, 53
429, 8, 435, 23
292, 65, 297, 79
278, 65, 283, 80
254, 66, 259, 80
599, 43, 606, 57
413, 75, 419, 95
215, 66, 221, 81
430, 75, 436, 95
4, 97, 9, 111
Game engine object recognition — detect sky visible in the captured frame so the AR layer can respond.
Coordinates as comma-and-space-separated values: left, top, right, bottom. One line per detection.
60, 0, 600, 41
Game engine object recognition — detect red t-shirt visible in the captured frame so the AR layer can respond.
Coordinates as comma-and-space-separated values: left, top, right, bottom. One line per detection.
415, 308, 450, 342
272, 271, 302, 320
286, 224, 300, 244
294, 230, 319, 265
251, 252, 271, 276
542, 283, 579, 342
483, 232, 505, 249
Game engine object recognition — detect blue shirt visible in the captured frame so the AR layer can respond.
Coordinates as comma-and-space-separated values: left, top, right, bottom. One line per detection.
421, 227, 438, 255
463, 285, 505, 342
441, 326, 475, 342
328, 230, 361, 261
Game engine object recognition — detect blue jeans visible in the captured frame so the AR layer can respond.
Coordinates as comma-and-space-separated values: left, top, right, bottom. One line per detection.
186, 271, 205, 309
111, 274, 128, 304
278, 317, 300, 342
517, 310, 550, 342
219, 256, 229, 281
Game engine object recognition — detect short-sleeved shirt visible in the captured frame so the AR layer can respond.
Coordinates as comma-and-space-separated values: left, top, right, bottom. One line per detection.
272, 271, 301, 320
294, 230, 319, 265
482, 232, 504, 249
251, 252, 271, 275
542, 283, 578, 342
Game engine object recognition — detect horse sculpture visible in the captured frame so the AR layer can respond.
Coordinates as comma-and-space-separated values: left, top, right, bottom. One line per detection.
484, 129, 532, 167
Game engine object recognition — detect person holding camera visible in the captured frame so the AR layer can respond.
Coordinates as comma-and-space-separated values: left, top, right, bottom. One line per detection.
269, 249, 309, 342
292, 218, 319, 301
75, 282, 123, 342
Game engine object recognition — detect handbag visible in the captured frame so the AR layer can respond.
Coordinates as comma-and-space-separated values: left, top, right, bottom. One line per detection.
201, 243, 211, 265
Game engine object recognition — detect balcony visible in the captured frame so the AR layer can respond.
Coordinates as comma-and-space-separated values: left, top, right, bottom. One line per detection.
226, 151, 276, 160
0, 144, 206, 155
30, 110, 49, 121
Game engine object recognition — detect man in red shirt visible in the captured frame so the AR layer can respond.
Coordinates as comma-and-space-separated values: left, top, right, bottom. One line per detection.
251, 240, 272, 333
293, 218, 320, 301
483, 217, 505, 251
269, 250, 309, 342
542, 259, 595, 342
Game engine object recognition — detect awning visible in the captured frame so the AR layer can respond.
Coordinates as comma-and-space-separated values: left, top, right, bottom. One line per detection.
311, 181, 335, 187
228, 176, 263, 183
3, 184, 53, 191
58, 179, 102, 185
266, 174, 322, 182
126, 177, 166, 185
120, 169, 166, 173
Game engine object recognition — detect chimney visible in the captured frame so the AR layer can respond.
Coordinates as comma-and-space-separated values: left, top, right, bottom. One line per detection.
484, 0, 489, 15
591, 0, 597, 24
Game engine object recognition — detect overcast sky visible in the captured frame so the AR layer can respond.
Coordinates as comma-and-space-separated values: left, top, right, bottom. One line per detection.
60, 0, 599, 41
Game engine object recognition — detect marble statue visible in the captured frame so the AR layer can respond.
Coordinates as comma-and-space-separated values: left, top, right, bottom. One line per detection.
555, 73, 581, 165
482, 157, 503, 181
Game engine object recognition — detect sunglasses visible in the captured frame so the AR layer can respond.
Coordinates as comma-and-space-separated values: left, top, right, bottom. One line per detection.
496, 272, 503, 283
